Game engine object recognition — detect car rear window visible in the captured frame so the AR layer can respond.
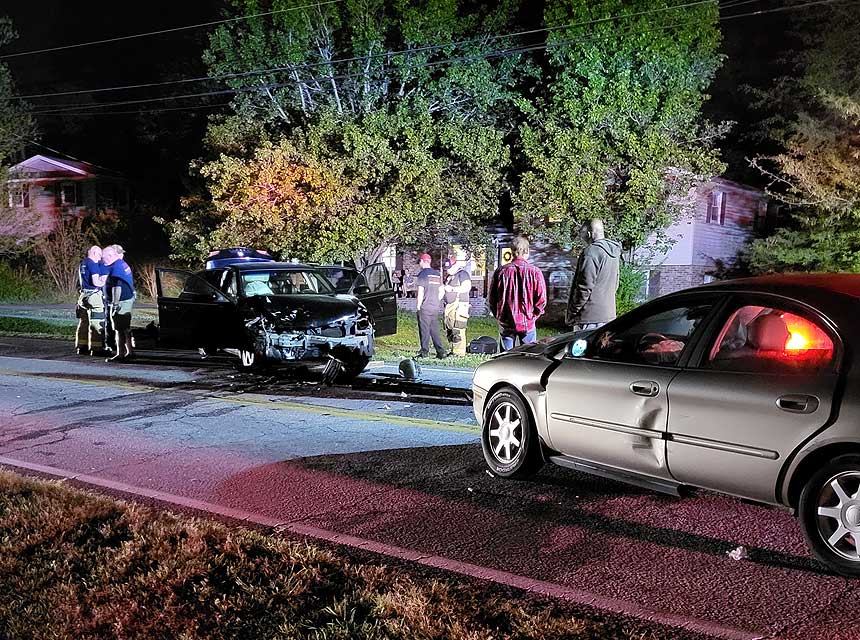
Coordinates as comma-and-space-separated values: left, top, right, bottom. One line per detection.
707, 305, 835, 374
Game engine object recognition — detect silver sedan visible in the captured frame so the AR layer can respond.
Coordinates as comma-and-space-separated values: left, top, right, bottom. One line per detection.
473, 274, 860, 577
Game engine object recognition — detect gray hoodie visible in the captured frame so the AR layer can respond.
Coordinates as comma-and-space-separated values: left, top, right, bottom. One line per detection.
566, 238, 623, 325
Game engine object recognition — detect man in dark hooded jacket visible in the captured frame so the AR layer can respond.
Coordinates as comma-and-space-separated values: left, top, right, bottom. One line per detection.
566, 219, 622, 331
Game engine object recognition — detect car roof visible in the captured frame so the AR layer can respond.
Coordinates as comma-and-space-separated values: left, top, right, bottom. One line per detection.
687, 274, 860, 299
227, 261, 317, 271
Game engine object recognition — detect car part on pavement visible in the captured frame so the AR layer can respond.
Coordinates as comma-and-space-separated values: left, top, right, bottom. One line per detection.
398, 358, 422, 380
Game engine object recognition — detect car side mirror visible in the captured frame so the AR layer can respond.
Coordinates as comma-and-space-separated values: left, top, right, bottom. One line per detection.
567, 338, 588, 358
353, 285, 371, 295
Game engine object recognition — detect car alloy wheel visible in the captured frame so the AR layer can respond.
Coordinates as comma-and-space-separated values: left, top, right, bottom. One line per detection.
480, 388, 543, 479
814, 470, 860, 561
799, 454, 860, 576
489, 401, 523, 465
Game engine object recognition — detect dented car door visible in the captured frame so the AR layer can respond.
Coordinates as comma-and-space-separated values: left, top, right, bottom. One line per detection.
352, 262, 397, 337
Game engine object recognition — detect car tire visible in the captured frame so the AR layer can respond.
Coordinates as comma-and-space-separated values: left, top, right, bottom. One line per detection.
336, 355, 371, 384
481, 388, 543, 479
799, 454, 860, 577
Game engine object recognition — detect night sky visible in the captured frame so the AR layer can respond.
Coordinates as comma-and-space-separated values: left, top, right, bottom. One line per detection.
2, 0, 787, 206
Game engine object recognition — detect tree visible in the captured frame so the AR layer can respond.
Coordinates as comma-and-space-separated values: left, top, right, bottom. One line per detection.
170, 0, 523, 266
513, 0, 726, 248
0, 17, 38, 257
747, 3, 860, 273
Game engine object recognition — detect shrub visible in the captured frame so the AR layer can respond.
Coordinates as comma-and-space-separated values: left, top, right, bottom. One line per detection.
616, 262, 647, 315
0, 262, 47, 302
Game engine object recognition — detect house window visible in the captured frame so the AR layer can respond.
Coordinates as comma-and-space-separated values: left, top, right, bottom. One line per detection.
707, 191, 727, 225
8, 186, 29, 208
60, 183, 79, 206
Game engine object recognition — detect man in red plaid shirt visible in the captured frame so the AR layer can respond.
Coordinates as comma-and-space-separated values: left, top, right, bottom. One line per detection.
488, 235, 547, 351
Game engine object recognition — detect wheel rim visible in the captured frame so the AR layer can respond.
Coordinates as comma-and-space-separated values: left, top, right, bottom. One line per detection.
240, 350, 255, 367
815, 470, 860, 562
487, 401, 523, 464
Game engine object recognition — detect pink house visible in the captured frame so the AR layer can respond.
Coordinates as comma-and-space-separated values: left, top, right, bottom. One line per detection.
6, 154, 130, 233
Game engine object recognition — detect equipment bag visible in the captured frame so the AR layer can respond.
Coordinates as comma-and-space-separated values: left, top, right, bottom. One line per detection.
467, 335, 498, 355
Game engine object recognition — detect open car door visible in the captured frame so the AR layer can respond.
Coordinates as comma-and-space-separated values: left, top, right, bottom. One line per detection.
351, 262, 397, 336
156, 268, 238, 350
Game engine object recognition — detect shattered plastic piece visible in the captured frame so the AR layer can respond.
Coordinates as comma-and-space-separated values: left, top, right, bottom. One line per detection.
400, 391, 408, 398
485, 470, 495, 478
467, 487, 474, 493
727, 546, 748, 561
380, 404, 392, 410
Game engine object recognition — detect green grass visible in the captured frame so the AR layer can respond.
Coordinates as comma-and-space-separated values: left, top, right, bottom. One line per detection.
0, 316, 75, 338
375, 311, 556, 368
0, 470, 689, 640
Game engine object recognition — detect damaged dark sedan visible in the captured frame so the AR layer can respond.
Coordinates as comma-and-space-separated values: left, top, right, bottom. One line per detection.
154, 258, 396, 382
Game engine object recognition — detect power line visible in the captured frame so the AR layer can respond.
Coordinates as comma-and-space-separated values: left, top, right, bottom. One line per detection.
0, 0, 345, 61
28, 0, 849, 117
13, 0, 722, 101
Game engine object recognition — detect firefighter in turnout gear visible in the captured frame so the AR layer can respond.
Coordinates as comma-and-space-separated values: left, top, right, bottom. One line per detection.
75, 245, 107, 355
443, 258, 471, 356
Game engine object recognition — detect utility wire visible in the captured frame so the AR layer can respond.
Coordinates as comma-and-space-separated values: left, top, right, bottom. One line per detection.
29, 0, 848, 117
0, 0, 345, 60
13, 0, 723, 100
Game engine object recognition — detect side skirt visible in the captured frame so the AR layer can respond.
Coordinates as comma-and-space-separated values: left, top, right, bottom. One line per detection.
546, 454, 684, 497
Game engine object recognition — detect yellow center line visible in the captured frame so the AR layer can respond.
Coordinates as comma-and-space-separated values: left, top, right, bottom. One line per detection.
0, 368, 479, 434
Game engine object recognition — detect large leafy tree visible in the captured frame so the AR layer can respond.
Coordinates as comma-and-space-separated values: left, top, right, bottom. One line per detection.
513, 0, 726, 249
171, 0, 523, 266
0, 17, 38, 257
747, 3, 860, 273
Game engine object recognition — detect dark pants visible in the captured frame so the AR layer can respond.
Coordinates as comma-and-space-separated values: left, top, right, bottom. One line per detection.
417, 308, 446, 357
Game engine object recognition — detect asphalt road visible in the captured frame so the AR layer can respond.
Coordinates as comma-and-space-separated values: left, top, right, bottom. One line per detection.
0, 336, 857, 640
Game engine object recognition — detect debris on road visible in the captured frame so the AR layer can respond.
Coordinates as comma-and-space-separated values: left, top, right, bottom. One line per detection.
727, 546, 749, 561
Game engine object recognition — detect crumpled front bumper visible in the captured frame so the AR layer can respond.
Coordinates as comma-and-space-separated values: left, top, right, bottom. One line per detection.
259, 329, 374, 362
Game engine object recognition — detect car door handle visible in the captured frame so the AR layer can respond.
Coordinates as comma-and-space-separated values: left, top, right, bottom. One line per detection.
776, 394, 820, 414
630, 380, 659, 397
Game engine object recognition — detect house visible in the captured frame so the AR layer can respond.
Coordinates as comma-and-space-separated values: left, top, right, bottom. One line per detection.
639, 177, 771, 298
6, 154, 130, 234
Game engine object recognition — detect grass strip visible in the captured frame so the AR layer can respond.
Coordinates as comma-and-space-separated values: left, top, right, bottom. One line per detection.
0, 316, 76, 338
0, 470, 691, 640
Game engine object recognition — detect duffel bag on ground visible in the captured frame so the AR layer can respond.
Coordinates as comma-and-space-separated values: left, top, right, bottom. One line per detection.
467, 335, 498, 355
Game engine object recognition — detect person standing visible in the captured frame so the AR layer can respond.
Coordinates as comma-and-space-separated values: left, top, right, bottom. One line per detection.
101, 244, 136, 362
443, 258, 471, 356
415, 252, 447, 359
488, 236, 547, 351
74, 245, 107, 355
566, 219, 622, 331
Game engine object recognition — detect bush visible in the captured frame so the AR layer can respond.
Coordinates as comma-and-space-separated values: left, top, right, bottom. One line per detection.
616, 262, 647, 315
0, 262, 48, 302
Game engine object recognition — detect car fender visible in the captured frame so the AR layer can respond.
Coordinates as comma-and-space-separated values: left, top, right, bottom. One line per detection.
474, 354, 558, 449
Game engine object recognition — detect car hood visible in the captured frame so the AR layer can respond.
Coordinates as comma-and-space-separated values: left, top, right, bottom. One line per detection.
242, 294, 361, 329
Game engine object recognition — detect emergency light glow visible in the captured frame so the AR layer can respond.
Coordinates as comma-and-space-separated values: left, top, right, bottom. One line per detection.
785, 331, 810, 351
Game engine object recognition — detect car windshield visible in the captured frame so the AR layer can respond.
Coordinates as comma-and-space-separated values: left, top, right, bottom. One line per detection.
240, 270, 335, 296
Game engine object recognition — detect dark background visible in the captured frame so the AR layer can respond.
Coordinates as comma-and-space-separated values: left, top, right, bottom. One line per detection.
2, 1, 789, 208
